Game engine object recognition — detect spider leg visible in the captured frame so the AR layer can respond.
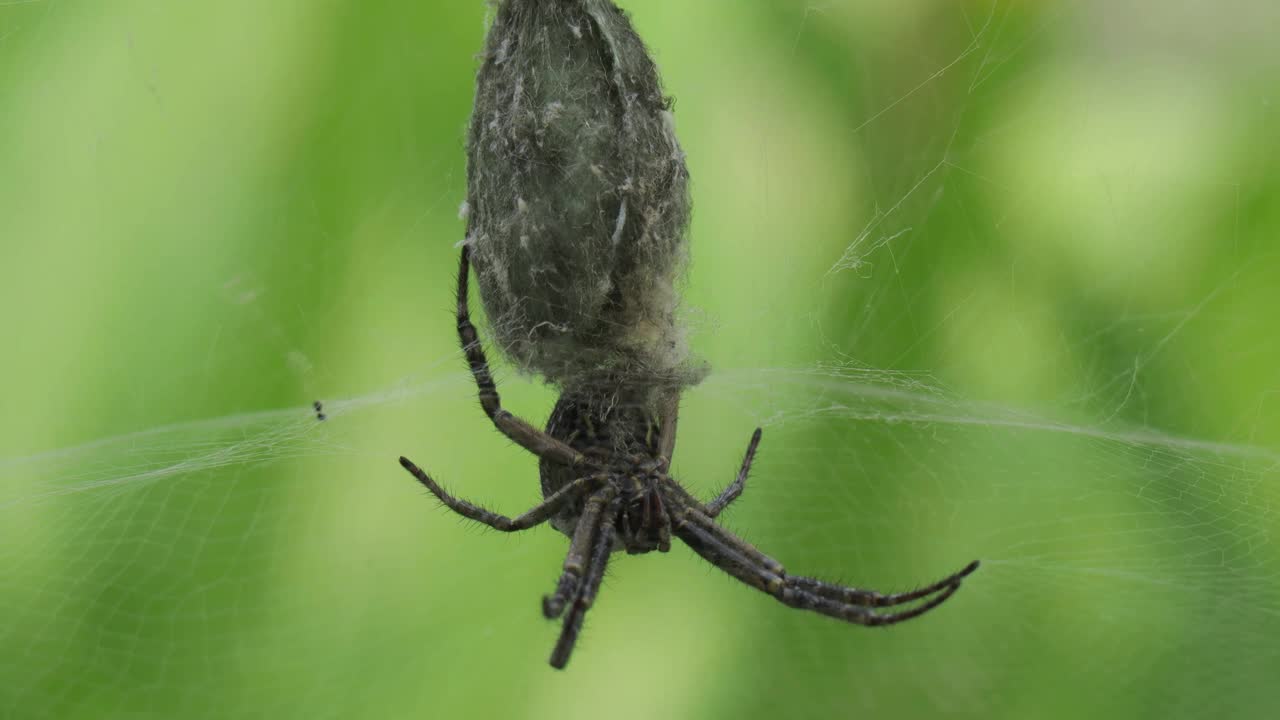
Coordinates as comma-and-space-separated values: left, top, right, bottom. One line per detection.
550, 493, 622, 669
543, 487, 617, 619
680, 502, 783, 574
671, 503, 976, 626
789, 559, 979, 608
398, 456, 599, 532
657, 428, 761, 517
455, 246, 586, 469
655, 390, 680, 467
654, 489, 673, 553
690, 501, 978, 608
705, 428, 762, 517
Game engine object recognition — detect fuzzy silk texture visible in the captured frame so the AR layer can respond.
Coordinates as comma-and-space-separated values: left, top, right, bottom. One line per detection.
464, 0, 702, 393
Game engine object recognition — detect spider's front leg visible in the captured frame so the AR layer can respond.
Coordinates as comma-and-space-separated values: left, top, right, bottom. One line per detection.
543, 487, 616, 618
548, 491, 622, 669
671, 502, 978, 626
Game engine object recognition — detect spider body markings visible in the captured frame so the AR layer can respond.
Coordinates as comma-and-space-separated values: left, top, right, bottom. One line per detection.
398, 247, 979, 669
539, 388, 673, 552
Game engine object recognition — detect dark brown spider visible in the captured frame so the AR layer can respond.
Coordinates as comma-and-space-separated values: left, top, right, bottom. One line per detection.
398, 247, 979, 669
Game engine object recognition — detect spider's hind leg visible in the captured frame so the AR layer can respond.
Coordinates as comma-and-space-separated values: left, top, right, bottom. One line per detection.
454, 247, 584, 468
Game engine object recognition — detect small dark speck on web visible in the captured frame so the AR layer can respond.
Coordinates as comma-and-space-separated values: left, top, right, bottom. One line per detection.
313, 401, 327, 422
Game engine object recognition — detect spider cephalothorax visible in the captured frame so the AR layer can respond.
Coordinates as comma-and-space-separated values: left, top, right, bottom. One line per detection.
398, 249, 979, 669
539, 386, 674, 551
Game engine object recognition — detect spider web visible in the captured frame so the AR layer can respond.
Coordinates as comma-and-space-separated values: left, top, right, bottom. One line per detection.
2, 1, 1279, 719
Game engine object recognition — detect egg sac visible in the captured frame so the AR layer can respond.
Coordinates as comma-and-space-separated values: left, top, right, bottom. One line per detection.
464, 0, 700, 392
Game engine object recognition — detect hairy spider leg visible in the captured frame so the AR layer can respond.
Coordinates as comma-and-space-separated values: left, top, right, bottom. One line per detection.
455, 247, 585, 469
679, 505, 784, 574
671, 502, 977, 626
544, 487, 616, 619
705, 427, 762, 517
551, 492, 623, 669
656, 428, 761, 518
398, 456, 599, 532
652, 486, 673, 552
789, 559, 980, 608
656, 391, 680, 465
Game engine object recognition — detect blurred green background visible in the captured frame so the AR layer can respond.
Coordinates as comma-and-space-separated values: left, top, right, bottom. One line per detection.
3, 1, 1279, 718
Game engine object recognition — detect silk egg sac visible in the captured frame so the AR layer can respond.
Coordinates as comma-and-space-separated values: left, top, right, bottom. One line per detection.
464, 0, 702, 393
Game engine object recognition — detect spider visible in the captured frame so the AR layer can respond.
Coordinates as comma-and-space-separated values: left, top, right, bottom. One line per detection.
398, 246, 979, 669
